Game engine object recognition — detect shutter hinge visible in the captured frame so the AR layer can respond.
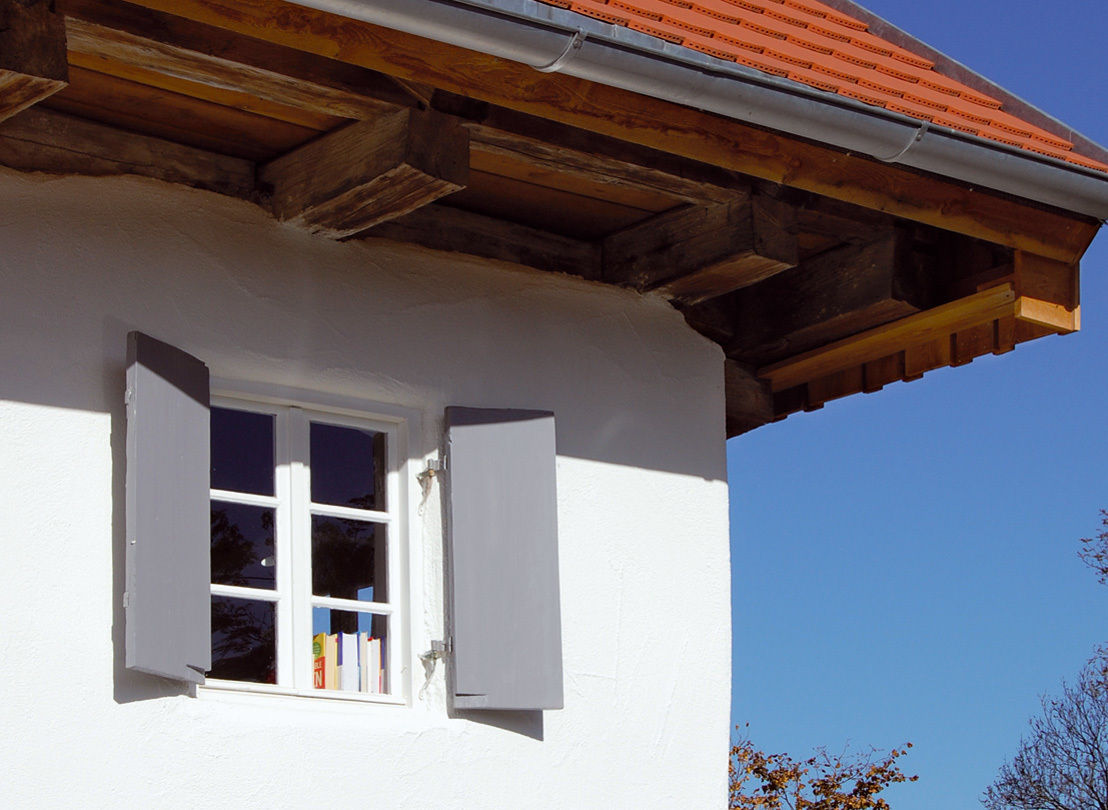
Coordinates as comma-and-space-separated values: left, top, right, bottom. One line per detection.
417, 457, 446, 487
431, 637, 453, 656
122, 591, 130, 608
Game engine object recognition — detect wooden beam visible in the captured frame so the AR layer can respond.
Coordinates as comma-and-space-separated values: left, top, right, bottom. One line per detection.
0, 106, 255, 198
724, 229, 935, 366
725, 359, 774, 438
367, 204, 601, 279
60, 0, 416, 121
1013, 251, 1079, 333
259, 109, 468, 238
466, 118, 740, 207
126, 0, 1099, 264
603, 195, 797, 304
758, 284, 1017, 392
0, 0, 68, 123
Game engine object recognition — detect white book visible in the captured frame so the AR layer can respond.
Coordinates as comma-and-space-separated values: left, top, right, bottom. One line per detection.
338, 632, 359, 692
368, 637, 381, 694
359, 632, 370, 693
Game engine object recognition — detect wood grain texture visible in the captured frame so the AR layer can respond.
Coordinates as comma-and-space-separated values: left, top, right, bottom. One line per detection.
759, 284, 1017, 392
124, 0, 1099, 263
724, 229, 932, 365
63, 11, 395, 122
259, 109, 468, 238
603, 195, 797, 304
368, 204, 602, 279
0, 0, 68, 122
0, 106, 255, 197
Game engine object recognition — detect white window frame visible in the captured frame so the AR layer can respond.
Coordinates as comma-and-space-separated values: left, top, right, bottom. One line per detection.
203, 385, 413, 706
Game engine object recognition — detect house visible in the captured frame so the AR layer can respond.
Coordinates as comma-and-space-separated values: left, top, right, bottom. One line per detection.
2, 0, 1105, 806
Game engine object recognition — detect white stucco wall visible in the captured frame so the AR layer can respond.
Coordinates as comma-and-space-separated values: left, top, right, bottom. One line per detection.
0, 168, 730, 809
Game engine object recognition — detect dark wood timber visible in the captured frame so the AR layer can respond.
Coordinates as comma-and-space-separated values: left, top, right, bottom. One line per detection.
603, 194, 797, 304
724, 228, 936, 365
725, 360, 774, 438
259, 109, 468, 238
124, 0, 1099, 264
0, 0, 68, 123
368, 204, 602, 279
0, 106, 254, 197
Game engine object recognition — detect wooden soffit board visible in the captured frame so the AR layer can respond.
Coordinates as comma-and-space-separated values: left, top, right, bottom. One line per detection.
743, 251, 1080, 432
123, 0, 1098, 265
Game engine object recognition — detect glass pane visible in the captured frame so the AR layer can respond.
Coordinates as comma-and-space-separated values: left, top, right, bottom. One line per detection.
310, 422, 386, 510
311, 608, 388, 693
211, 407, 274, 495
210, 596, 276, 684
311, 517, 386, 603
210, 503, 276, 589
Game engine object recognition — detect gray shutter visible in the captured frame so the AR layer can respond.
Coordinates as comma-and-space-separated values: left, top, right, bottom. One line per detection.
125, 332, 211, 684
445, 407, 563, 710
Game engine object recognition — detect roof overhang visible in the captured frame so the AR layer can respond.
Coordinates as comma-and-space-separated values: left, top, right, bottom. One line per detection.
292, 0, 1108, 220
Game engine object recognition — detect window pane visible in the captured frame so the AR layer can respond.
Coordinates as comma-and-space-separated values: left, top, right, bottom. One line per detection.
210, 596, 276, 684
311, 608, 388, 693
210, 503, 276, 589
310, 422, 386, 510
311, 517, 386, 602
211, 407, 274, 495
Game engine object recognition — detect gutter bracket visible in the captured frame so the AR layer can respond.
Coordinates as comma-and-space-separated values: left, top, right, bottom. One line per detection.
875, 120, 930, 163
532, 28, 586, 73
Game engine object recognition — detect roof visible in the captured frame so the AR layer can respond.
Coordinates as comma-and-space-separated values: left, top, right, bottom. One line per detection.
535, 0, 1108, 172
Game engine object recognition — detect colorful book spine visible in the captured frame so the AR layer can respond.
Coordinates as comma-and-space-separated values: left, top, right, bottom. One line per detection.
312, 632, 326, 689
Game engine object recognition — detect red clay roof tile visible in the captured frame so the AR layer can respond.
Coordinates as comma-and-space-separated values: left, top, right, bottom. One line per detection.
536, 0, 1108, 172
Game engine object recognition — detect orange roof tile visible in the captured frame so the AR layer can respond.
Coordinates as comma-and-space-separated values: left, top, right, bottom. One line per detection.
539, 0, 1108, 172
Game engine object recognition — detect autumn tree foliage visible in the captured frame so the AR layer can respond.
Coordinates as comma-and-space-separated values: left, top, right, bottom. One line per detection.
730, 732, 917, 809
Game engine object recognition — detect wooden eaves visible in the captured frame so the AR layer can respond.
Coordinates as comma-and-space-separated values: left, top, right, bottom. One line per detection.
0, 0, 1094, 436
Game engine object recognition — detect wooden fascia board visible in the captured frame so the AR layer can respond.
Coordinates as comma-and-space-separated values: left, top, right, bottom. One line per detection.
126, 0, 1098, 264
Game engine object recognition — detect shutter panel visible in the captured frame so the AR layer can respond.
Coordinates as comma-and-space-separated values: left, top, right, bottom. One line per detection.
125, 332, 211, 683
445, 407, 563, 710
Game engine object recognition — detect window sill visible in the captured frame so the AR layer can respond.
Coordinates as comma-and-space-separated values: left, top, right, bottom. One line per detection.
200, 678, 406, 706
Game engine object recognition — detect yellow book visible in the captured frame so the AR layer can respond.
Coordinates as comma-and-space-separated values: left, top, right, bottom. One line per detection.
325, 633, 338, 689
312, 633, 326, 689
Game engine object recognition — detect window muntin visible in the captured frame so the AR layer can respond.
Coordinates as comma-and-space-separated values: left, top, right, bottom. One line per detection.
208, 401, 400, 699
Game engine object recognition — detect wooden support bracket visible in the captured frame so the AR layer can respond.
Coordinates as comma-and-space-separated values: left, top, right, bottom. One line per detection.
259, 108, 469, 238
602, 194, 797, 304
0, 0, 68, 123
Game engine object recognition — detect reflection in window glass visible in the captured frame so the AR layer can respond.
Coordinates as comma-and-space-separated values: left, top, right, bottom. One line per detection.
210, 503, 276, 589
310, 608, 387, 693
311, 517, 386, 603
211, 407, 274, 495
309, 422, 385, 510
210, 596, 276, 683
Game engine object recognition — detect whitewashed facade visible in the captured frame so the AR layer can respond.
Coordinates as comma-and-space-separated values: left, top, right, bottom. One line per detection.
0, 168, 731, 808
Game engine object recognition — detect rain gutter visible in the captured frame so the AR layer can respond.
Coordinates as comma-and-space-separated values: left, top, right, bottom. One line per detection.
292, 0, 1108, 221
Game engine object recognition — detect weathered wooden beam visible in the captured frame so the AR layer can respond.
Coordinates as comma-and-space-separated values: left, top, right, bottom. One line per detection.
603, 195, 797, 304
63, 14, 396, 122
466, 120, 740, 207
725, 359, 774, 438
259, 109, 468, 238
0, 106, 255, 197
1013, 251, 1079, 333
758, 284, 1017, 393
367, 203, 601, 279
723, 229, 935, 366
0, 0, 68, 123
126, 0, 1099, 264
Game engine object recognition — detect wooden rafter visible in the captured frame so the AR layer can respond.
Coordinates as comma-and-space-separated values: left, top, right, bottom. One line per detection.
0, 0, 68, 123
602, 194, 798, 305
123, 0, 1099, 264
259, 109, 469, 238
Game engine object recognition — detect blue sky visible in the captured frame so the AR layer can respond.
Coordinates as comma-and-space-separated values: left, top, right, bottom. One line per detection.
726, 1, 1108, 805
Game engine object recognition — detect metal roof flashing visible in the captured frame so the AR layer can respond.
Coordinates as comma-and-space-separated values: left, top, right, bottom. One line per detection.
292, 0, 1108, 220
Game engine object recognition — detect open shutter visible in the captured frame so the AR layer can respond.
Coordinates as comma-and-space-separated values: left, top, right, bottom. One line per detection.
125, 332, 211, 683
445, 407, 563, 710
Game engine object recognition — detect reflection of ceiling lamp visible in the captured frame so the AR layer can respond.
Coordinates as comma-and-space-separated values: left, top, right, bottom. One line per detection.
261, 556, 275, 567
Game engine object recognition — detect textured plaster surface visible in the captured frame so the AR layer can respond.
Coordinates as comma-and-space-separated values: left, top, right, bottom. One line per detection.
0, 168, 730, 809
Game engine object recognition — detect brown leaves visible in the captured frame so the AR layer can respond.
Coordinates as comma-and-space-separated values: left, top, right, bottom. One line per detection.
730, 728, 917, 810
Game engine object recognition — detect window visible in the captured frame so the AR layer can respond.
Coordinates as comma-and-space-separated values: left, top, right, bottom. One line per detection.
207, 398, 401, 699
